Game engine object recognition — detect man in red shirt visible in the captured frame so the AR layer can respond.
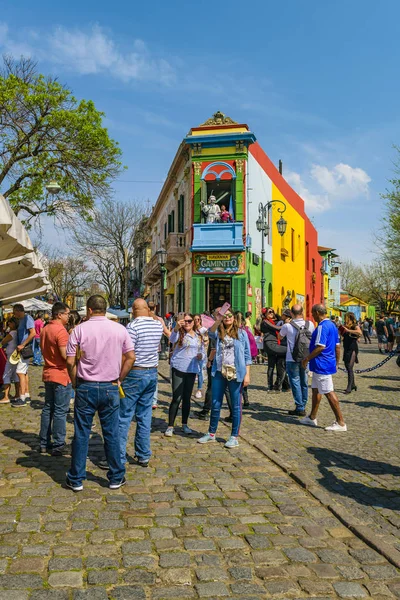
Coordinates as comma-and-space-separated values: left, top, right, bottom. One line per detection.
39, 302, 71, 455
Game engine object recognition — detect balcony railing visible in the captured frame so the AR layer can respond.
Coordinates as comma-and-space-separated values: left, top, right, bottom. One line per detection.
191, 222, 244, 252
143, 252, 160, 284
165, 232, 187, 269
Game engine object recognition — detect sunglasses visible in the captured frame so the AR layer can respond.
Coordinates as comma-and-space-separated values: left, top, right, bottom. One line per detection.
223, 313, 233, 319
184, 319, 193, 324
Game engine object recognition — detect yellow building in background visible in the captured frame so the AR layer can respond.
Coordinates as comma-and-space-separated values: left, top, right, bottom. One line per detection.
271, 183, 305, 312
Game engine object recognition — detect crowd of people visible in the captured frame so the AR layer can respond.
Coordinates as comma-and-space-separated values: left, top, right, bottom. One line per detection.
0, 296, 399, 492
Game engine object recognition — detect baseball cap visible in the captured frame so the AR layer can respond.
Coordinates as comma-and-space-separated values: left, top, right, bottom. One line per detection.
9, 350, 21, 365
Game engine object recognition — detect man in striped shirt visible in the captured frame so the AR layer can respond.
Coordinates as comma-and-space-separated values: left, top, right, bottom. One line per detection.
119, 299, 164, 467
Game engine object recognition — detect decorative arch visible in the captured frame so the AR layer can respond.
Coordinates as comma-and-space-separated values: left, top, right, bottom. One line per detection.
201, 161, 236, 181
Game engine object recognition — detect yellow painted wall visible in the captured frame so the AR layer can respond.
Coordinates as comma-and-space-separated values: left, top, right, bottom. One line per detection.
271, 183, 305, 312
191, 126, 248, 136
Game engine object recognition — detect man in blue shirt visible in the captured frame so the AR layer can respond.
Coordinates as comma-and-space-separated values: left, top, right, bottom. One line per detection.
300, 304, 346, 432
12, 303, 36, 407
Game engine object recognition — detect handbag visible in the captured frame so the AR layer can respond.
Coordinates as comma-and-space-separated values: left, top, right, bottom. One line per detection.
21, 345, 33, 359
221, 364, 237, 381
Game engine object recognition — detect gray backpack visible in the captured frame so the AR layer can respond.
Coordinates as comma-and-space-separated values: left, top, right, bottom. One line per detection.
290, 321, 312, 363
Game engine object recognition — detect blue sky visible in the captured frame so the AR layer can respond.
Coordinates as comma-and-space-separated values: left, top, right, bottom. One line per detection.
2, 0, 400, 263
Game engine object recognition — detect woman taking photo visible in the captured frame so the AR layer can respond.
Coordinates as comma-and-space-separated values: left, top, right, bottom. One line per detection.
165, 313, 205, 437
340, 312, 361, 394
260, 308, 288, 392
198, 308, 251, 448
193, 314, 208, 399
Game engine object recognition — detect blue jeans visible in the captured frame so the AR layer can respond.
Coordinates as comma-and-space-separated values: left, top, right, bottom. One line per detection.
120, 368, 157, 464
286, 362, 308, 411
209, 371, 242, 437
198, 360, 205, 390
153, 381, 158, 404
67, 381, 125, 486
32, 338, 43, 366
39, 382, 72, 448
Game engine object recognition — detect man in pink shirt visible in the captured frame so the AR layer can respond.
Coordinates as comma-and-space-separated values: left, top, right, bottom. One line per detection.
66, 295, 135, 492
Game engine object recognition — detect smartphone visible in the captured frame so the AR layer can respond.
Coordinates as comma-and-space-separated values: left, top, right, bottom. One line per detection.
178, 312, 185, 320
219, 302, 231, 316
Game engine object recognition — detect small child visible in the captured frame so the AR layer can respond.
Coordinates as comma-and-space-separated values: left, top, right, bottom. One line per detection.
220, 205, 233, 223
0, 317, 20, 404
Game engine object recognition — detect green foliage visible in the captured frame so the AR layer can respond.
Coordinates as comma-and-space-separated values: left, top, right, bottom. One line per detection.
382, 144, 400, 266
0, 56, 123, 225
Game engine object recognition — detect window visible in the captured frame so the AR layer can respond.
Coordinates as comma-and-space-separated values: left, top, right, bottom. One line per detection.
164, 222, 167, 241
178, 195, 184, 233
312, 258, 315, 273
168, 211, 175, 234
306, 241, 309, 270
291, 228, 295, 261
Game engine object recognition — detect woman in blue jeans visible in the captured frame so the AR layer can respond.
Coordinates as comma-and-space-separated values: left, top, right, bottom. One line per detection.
198, 308, 251, 448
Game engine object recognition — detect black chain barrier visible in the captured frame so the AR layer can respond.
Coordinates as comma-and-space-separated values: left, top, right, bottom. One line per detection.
337, 351, 397, 374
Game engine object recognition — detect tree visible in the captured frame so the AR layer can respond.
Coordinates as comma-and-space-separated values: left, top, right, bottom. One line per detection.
0, 55, 122, 226
359, 259, 400, 313
382, 145, 400, 265
45, 249, 94, 303
73, 198, 145, 307
339, 258, 365, 298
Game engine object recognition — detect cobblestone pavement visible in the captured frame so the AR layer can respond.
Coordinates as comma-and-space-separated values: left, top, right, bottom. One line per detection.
0, 344, 398, 599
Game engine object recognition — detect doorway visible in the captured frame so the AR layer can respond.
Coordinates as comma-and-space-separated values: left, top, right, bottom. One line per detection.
208, 278, 231, 313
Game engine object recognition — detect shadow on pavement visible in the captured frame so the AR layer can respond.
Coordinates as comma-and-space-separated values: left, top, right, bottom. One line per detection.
367, 385, 400, 393
2, 428, 109, 486
355, 400, 400, 409
308, 446, 400, 510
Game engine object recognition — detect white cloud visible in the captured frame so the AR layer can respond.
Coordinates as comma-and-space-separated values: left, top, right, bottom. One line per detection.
0, 22, 175, 85
286, 163, 371, 214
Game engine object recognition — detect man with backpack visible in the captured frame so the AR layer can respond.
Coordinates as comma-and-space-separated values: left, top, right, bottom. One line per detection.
279, 304, 314, 416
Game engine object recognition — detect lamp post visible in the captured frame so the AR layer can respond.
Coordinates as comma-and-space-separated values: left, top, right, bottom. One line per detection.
156, 247, 168, 360
256, 200, 287, 307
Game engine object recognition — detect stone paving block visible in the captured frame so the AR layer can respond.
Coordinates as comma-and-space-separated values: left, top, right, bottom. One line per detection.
195, 567, 228, 581
159, 552, 190, 568
317, 548, 355, 564
264, 578, 301, 595
123, 569, 156, 584
110, 586, 146, 599
8, 557, 46, 573
334, 581, 369, 598
48, 571, 83, 587
362, 564, 400, 580
122, 541, 152, 554
160, 567, 192, 585
350, 547, 387, 564
152, 586, 196, 598
122, 555, 158, 569
183, 538, 216, 551
49, 558, 83, 571
88, 569, 118, 585
0, 592, 29, 600
228, 566, 252, 580
195, 581, 230, 597
365, 581, 396, 597
284, 547, 318, 563
0, 546, 18, 557
73, 590, 109, 599
0, 574, 44, 588
31, 592, 70, 600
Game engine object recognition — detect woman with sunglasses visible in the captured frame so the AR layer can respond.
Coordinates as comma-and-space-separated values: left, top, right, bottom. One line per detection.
198, 308, 251, 448
165, 313, 205, 437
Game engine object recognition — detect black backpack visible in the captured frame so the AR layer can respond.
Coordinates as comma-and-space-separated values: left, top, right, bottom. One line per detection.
290, 321, 312, 363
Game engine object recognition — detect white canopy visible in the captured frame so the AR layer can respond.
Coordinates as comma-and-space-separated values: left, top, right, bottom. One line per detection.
0, 194, 33, 260
17, 298, 53, 312
0, 272, 50, 302
0, 252, 44, 286
1, 284, 50, 305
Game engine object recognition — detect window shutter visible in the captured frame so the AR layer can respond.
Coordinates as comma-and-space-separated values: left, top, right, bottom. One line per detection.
164, 222, 167, 240
171, 210, 175, 233
232, 276, 246, 314
178, 195, 184, 233
191, 276, 205, 314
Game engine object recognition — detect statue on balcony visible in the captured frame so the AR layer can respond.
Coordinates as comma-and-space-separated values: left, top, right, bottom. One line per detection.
200, 194, 221, 223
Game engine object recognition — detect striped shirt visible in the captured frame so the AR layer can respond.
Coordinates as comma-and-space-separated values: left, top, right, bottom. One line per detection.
126, 317, 163, 367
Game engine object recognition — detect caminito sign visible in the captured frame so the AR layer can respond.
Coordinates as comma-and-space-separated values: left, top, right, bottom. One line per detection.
193, 253, 244, 274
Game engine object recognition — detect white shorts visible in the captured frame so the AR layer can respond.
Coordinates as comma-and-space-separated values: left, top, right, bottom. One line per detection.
16, 358, 30, 375
3, 361, 19, 384
312, 372, 334, 395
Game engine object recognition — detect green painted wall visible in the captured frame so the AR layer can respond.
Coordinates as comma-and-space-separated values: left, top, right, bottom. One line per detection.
246, 251, 272, 324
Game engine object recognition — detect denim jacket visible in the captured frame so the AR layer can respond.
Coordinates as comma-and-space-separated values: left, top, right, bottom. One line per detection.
209, 328, 252, 382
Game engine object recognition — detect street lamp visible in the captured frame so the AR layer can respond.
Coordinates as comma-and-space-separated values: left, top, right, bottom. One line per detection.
45, 180, 61, 195
156, 248, 168, 359
256, 200, 287, 307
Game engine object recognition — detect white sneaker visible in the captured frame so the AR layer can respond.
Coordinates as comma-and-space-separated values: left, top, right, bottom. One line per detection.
182, 424, 192, 435
299, 415, 318, 427
198, 432, 216, 444
195, 390, 202, 399
164, 427, 174, 437
325, 421, 347, 432
224, 436, 239, 449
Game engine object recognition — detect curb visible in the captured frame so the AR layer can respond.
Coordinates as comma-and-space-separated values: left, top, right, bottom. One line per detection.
157, 366, 400, 569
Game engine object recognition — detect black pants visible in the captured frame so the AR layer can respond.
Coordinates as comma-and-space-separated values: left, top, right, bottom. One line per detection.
267, 354, 288, 390
344, 351, 357, 392
169, 368, 196, 426
203, 367, 232, 414
362, 331, 371, 343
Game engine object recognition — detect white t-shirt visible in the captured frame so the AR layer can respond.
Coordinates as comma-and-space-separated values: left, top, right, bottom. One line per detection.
4, 330, 18, 358
280, 318, 315, 362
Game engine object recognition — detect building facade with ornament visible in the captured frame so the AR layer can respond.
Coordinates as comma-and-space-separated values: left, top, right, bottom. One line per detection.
144, 112, 323, 319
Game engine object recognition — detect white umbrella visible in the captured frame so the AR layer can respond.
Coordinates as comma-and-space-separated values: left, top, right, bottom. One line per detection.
18, 298, 53, 312
0, 194, 33, 260
77, 307, 118, 320
1, 284, 50, 305
0, 252, 44, 286
0, 272, 49, 302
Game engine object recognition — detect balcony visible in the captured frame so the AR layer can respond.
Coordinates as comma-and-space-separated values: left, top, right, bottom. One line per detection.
191, 222, 244, 252
143, 253, 160, 284
165, 233, 187, 270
